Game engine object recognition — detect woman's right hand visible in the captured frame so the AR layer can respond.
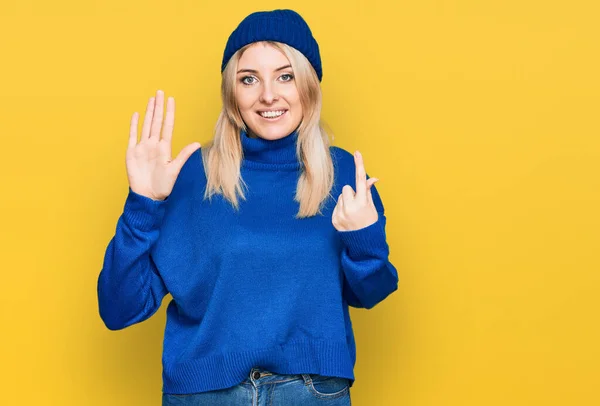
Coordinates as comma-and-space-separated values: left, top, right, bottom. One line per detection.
126, 90, 201, 201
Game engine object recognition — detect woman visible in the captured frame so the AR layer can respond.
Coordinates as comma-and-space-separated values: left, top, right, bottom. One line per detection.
97, 9, 399, 405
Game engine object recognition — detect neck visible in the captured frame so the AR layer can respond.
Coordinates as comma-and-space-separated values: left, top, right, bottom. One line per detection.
240, 128, 302, 171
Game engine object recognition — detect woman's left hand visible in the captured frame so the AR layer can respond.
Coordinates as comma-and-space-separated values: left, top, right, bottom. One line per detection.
332, 150, 380, 232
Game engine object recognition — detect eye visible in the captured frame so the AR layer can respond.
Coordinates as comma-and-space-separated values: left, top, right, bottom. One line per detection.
241, 76, 256, 86
239, 73, 294, 86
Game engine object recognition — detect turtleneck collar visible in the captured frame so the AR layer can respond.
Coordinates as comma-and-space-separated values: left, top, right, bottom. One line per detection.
240, 128, 302, 171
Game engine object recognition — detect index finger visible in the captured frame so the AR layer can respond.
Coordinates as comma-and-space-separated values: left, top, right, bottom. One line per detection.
354, 150, 367, 201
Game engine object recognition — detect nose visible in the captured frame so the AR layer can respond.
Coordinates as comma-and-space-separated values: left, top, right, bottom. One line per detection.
259, 81, 279, 104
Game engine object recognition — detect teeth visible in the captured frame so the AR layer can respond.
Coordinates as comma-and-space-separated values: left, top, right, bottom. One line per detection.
259, 110, 285, 118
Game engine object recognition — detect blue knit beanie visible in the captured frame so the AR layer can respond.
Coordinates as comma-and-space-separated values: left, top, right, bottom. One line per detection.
221, 9, 323, 82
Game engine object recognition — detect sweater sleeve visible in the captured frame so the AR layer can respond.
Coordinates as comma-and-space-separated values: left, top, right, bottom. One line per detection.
97, 187, 170, 330
337, 182, 399, 309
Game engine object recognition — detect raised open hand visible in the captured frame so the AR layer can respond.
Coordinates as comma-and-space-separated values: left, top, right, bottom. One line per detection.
332, 150, 380, 231
126, 90, 201, 201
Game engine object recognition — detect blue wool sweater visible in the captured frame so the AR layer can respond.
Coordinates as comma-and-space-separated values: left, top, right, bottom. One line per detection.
97, 129, 399, 395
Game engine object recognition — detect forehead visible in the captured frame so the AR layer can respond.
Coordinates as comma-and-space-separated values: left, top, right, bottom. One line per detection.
238, 43, 290, 69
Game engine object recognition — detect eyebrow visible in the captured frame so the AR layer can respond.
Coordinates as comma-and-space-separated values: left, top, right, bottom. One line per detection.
237, 64, 292, 74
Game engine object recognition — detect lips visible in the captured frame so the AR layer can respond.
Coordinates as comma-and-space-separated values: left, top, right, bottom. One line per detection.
257, 110, 288, 121
257, 108, 288, 113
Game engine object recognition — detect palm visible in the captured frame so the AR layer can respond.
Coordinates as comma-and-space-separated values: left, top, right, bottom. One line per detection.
126, 90, 200, 201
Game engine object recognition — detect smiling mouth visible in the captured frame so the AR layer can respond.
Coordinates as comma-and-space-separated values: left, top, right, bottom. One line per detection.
257, 110, 288, 121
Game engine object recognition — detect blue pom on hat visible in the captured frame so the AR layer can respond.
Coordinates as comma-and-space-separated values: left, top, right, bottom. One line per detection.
221, 9, 323, 82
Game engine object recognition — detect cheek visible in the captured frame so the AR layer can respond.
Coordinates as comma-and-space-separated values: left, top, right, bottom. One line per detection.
294, 99, 303, 113
291, 98, 303, 117
235, 88, 256, 112
286, 91, 302, 112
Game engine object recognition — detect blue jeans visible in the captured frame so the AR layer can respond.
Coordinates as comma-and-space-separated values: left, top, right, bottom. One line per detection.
162, 367, 352, 405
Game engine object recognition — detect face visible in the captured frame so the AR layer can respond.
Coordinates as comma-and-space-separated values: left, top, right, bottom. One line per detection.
235, 43, 303, 140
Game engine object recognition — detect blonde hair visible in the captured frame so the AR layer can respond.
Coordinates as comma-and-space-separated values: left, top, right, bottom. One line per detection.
200, 41, 335, 218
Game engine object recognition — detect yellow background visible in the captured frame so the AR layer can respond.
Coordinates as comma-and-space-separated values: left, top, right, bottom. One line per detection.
1, 0, 598, 405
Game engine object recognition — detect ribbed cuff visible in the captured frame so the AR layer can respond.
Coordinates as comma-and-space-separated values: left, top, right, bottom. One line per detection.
122, 187, 168, 232
337, 214, 388, 260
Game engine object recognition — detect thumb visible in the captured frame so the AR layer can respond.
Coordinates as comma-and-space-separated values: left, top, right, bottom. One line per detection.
366, 178, 378, 203
172, 142, 201, 172
367, 177, 379, 189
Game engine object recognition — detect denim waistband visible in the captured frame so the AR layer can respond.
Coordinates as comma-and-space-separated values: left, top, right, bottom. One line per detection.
244, 367, 306, 386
